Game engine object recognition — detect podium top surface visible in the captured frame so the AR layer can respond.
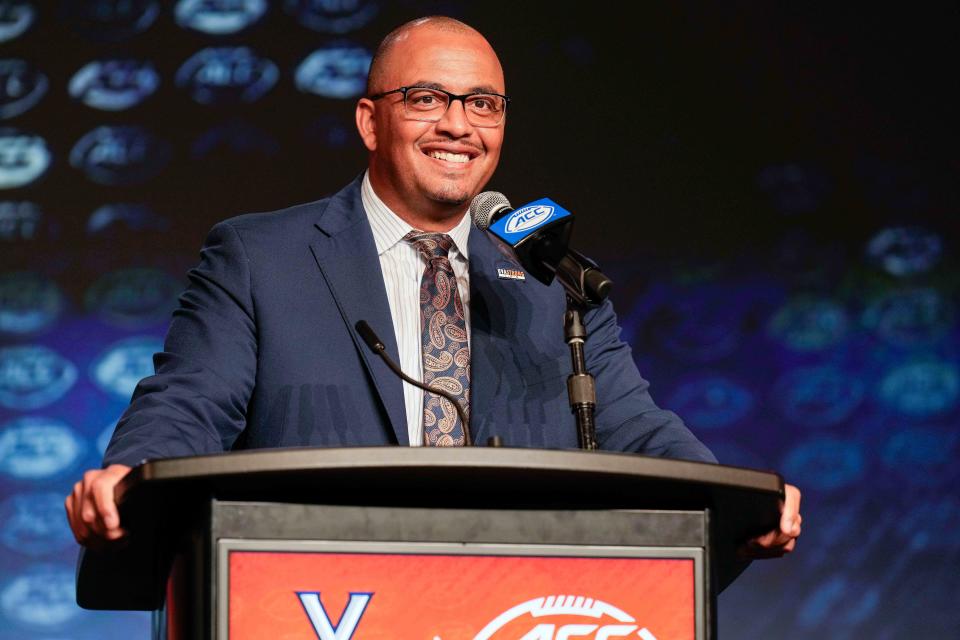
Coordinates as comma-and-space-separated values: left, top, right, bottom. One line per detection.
80, 447, 783, 610
120, 446, 782, 500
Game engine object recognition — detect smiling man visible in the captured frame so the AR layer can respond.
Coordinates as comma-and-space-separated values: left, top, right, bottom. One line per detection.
66, 16, 800, 559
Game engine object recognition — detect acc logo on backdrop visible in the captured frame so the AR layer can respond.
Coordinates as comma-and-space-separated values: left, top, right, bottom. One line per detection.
177, 47, 278, 105
87, 202, 169, 235
0, 1, 35, 43
782, 437, 865, 492
666, 375, 754, 430
0, 492, 76, 556
192, 119, 280, 158
0, 416, 84, 480
176, 0, 267, 34
0, 345, 77, 410
0, 59, 47, 119
862, 287, 953, 347
85, 267, 181, 327
70, 125, 171, 185
474, 595, 659, 640
61, 0, 159, 42
772, 365, 864, 428
295, 44, 372, 99
876, 361, 959, 418
767, 295, 848, 352
0, 200, 44, 241
866, 226, 942, 277
97, 420, 118, 456
0, 564, 79, 631
91, 336, 163, 399
285, 0, 379, 34
69, 58, 159, 111
0, 271, 63, 335
0, 128, 50, 189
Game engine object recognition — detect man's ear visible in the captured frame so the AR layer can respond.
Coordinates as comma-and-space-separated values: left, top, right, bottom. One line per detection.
355, 98, 377, 151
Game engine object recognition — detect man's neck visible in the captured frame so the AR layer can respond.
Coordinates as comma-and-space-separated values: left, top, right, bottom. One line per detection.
366, 173, 467, 232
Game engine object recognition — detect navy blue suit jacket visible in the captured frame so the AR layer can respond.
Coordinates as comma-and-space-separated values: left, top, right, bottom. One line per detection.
104, 177, 715, 466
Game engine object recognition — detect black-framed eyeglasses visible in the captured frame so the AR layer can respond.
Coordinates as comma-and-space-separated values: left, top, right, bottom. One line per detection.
369, 86, 510, 127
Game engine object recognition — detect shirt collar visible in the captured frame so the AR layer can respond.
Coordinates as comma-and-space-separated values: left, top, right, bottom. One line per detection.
361, 171, 471, 260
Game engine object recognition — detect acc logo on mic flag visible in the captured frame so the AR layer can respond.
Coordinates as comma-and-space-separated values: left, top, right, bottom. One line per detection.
490, 198, 572, 244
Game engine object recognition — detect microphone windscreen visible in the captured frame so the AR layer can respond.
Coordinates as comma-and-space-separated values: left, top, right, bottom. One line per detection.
469, 191, 512, 230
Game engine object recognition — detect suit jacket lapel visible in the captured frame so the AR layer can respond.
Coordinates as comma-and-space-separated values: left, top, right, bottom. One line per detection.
309, 178, 408, 445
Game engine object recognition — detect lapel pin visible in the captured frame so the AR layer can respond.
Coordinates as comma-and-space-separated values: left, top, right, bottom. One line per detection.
496, 261, 526, 281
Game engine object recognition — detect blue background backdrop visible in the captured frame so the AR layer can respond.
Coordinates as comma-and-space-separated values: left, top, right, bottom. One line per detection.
0, 2, 957, 638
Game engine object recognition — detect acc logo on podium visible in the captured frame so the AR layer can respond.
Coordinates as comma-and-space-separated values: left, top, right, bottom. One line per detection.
474, 595, 659, 640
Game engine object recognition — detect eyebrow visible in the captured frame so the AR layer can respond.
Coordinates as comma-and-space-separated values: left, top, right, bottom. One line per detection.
407, 81, 503, 94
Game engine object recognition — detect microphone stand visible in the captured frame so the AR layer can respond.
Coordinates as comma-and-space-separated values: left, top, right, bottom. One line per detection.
551, 251, 611, 452
564, 300, 598, 450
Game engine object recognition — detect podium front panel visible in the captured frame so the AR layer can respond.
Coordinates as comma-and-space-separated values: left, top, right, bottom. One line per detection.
208, 502, 709, 640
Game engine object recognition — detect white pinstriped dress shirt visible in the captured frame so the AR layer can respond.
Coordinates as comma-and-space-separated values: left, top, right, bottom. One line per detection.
360, 171, 472, 446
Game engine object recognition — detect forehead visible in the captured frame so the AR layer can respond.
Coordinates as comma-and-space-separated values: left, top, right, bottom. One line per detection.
382, 29, 505, 93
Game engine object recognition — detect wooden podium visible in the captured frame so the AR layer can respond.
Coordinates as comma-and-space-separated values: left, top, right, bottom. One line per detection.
76, 447, 783, 639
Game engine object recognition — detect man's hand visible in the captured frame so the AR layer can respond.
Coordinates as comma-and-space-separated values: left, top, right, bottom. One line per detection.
64, 464, 132, 549
739, 483, 802, 559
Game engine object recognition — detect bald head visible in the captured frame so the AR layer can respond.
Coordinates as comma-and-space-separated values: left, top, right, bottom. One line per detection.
366, 16, 494, 95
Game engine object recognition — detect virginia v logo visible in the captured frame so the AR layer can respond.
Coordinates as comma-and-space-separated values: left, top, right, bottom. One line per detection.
297, 592, 373, 639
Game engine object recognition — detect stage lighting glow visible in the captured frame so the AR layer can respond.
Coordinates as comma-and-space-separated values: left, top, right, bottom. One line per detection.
68, 58, 160, 111
666, 375, 754, 429
0, 58, 47, 119
0, 492, 76, 556
285, 0, 378, 34
0, 1, 35, 43
295, 44, 372, 99
85, 268, 180, 328
0, 128, 50, 189
90, 336, 163, 399
176, 47, 278, 105
0, 416, 84, 480
69, 125, 171, 186
0, 345, 76, 410
175, 0, 268, 35
0, 271, 63, 335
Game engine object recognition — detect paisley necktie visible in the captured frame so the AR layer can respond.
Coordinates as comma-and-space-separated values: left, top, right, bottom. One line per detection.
405, 232, 470, 446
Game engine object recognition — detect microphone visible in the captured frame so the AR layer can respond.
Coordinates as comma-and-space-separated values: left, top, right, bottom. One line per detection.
355, 320, 472, 446
470, 192, 613, 306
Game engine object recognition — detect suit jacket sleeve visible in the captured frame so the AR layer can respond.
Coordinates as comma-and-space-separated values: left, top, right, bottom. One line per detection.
584, 298, 717, 463
102, 221, 256, 467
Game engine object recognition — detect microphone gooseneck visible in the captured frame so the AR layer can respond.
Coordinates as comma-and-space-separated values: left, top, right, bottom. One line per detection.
355, 320, 472, 446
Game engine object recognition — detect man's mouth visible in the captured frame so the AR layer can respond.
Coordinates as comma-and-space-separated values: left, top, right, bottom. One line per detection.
427, 150, 471, 163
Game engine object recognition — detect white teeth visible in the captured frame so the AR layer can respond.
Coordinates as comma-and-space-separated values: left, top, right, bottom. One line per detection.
428, 150, 469, 163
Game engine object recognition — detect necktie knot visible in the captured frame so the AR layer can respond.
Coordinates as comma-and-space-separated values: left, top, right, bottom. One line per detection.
405, 232, 454, 262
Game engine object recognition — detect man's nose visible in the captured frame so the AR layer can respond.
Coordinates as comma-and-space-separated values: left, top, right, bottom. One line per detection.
434, 99, 473, 137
